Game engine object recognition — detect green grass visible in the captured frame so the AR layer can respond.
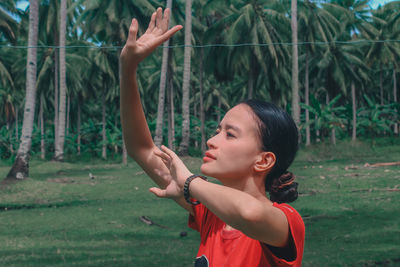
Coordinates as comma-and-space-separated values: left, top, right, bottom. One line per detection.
0, 139, 399, 266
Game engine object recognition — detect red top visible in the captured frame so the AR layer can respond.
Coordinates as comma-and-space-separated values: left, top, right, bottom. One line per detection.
188, 202, 305, 267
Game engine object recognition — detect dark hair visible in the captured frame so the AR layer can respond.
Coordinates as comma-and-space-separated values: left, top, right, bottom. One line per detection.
241, 99, 299, 203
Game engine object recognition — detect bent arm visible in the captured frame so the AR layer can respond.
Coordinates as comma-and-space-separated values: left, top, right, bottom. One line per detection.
189, 178, 290, 248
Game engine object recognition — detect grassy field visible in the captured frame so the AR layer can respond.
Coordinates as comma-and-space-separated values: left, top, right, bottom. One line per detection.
0, 138, 399, 266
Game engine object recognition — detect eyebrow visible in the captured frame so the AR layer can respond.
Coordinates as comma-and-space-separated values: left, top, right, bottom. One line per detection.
218, 123, 242, 133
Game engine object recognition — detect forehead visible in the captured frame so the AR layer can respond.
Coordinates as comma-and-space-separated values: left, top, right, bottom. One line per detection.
221, 104, 260, 134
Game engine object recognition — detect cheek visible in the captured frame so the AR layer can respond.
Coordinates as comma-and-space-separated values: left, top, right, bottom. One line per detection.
202, 141, 258, 175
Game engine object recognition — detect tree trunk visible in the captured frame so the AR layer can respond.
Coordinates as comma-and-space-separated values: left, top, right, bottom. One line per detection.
178, 0, 192, 155
54, 0, 67, 161
7, 122, 13, 155
15, 106, 18, 141
351, 81, 357, 141
315, 113, 320, 143
102, 86, 107, 160
114, 113, 118, 155
122, 138, 128, 165
291, 0, 300, 126
154, 0, 173, 147
54, 26, 59, 149
248, 56, 254, 99
380, 64, 384, 105
116, 48, 127, 164
393, 69, 398, 135
77, 100, 81, 155
40, 93, 45, 159
167, 67, 175, 150
326, 94, 336, 145
305, 49, 310, 146
199, 48, 206, 153
6, 0, 39, 180
217, 96, 221, 124
66, 94, 70, 137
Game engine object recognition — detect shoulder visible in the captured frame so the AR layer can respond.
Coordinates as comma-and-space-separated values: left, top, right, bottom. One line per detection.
270, 203, 305, 264
273, 203, 305, 234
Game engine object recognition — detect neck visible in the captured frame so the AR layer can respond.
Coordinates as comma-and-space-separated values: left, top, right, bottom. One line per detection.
221, 173, 269, 202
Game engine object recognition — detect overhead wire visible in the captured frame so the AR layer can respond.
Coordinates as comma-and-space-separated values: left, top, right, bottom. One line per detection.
1, 39, 399, 50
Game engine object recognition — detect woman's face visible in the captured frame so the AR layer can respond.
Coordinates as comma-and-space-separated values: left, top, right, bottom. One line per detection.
200, 104, 264, 182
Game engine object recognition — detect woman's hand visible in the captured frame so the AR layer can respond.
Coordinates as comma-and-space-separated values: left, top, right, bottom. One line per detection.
120, 8, 182, 68
150, 145, 193, 199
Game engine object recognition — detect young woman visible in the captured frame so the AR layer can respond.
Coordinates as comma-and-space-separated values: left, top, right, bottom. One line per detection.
120, 8, 305, 267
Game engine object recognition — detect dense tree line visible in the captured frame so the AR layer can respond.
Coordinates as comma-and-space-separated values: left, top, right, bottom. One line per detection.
0, 0, 399, 179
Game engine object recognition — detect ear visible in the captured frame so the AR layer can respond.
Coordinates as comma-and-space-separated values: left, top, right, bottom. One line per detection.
254, 152, 276, 173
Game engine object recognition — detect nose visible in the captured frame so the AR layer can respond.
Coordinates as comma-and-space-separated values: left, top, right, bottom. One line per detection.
206, 134, 218, 149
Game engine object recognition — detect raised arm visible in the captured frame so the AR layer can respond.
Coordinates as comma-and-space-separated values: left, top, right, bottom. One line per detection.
119, 8, 191, 211
120, 7, 181, 158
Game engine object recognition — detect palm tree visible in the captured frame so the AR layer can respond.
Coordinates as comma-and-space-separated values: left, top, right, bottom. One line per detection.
393, 69, 398, 135
0, 0, 18, 44
6, 0, 39, 180
78, 0, 156, 162
178, 0, 192, 156
298, 0, 340, 145
154, 0, 173, 147
205, 0, 290, 105
0, 1, 18, 124
54, 0, 67, 161
291, 0, 300, 126
366, 2, 400, 107
317, 1, 374, 143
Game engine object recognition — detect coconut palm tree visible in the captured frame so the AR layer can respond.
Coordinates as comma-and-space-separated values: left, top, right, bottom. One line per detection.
0, 1, 18, 124
205, 0, 290, 105
78, 0, 157, 162
298, 0, 340, 145
291, 0, 300, 126
54, 0, 67, 161
6, 0, 39, 180
154, 0, 173, 147
366, 2, 400, 107
0, 0, 18, 44
178, 0, 192, 156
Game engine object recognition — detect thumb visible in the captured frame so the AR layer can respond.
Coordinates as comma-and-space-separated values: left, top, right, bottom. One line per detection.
159, 25, 183, 43
149, 187, 167, 198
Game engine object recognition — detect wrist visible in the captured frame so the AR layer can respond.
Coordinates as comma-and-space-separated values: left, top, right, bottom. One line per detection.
120, 61, 138, 74
183, 174, 208, 205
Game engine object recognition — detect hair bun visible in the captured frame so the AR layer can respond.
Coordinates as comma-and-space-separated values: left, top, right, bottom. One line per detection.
269, 171, 298, 203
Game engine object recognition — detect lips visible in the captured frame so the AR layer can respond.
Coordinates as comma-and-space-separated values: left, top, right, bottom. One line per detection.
204, 152, 216, 160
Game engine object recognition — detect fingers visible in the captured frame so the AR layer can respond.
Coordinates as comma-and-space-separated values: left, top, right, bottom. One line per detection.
160, 8, 170, 32
155, 7, 163, 29
151, 8, 176, 34
149, 187, 167, 198
127, 18, 138, 44
160, 145, 178, 159
145, 12, 156, 34
154, 148, 171, 161
160, 25, 183, 43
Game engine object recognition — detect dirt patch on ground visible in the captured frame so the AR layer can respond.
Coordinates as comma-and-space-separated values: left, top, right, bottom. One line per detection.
47, 177, 76, 184
47, 177, 95, 185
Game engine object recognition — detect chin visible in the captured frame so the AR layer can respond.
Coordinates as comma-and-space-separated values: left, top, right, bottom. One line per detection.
200, 163, 215, 177
200, 164, 222, 180
200, 163, 208, 175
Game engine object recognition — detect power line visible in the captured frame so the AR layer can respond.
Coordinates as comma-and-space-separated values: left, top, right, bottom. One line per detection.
1, 39, 399, 50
